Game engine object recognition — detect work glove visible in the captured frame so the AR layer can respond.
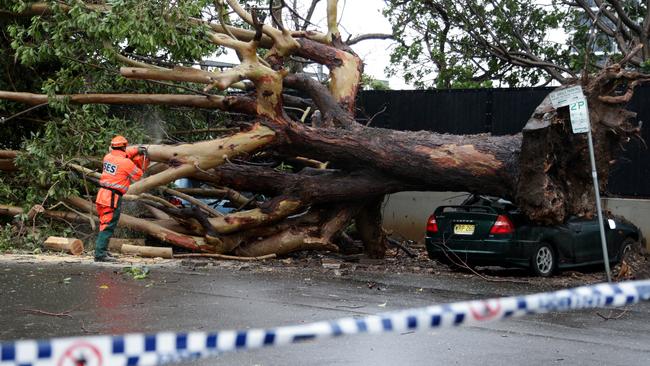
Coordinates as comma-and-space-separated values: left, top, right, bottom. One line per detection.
138, 146, 148, 156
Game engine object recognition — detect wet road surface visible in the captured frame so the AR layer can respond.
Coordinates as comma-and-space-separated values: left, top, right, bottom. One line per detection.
1, 260, 649, 365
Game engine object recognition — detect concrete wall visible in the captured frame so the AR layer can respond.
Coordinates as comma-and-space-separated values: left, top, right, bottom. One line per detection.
382, 192, 650, 250
603, 198, 650, 249
381, 192, 468, 243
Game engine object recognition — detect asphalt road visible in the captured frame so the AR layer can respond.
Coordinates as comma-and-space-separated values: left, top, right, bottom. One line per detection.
1, 260, 649, 365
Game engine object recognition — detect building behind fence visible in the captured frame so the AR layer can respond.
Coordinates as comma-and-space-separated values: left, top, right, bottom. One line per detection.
357, 87, 650, 198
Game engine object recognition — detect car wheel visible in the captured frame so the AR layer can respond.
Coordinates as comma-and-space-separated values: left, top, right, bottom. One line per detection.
619, 237, 638, 261
531, 243, 556, 277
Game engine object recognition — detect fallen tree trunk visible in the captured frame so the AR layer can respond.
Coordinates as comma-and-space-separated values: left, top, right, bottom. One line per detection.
1, 85, 639, 256
196, 164, 425, 203
2, 83, 636, 226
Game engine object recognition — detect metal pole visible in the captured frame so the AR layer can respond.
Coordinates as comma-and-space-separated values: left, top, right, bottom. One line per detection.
586, 127, 612, 282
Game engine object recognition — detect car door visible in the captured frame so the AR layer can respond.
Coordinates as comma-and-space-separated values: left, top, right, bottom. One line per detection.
567, 217, 603, 263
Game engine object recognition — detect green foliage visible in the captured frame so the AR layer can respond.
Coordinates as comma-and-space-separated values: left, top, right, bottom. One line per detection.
7, 1, 217, 70
274, 162, 294, 173
383, 0, 648, 88
0, 222, 72, 253
122, 266, 150, 280
0, 0, 231, 209
0, 224, 15, 252
642, 60, 650, 74
9, 104, 146, 206
361, 74, 391, 90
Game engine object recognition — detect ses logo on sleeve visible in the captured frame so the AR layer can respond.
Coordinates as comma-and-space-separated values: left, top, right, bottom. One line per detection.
103, 162, 118, 175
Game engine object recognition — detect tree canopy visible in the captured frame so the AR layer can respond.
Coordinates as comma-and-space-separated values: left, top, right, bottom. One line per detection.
384, 0, 650, 88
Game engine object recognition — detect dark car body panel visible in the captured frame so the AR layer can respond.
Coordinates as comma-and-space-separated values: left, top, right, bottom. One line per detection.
425, 201, 640, 271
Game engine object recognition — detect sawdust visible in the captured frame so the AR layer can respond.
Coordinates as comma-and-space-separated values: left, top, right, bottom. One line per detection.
0, 253, 175, 266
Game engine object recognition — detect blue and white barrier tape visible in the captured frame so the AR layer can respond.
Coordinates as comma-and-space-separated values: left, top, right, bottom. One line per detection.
2, 279, 650, 366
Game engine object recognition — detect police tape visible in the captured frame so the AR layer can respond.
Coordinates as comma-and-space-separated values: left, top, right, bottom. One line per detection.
2, 279, 650, 366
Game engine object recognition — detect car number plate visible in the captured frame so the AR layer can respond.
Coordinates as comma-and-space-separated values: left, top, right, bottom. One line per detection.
453, 224, 475, 235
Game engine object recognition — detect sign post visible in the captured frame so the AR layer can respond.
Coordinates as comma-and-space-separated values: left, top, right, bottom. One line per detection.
550, 87, 612, 282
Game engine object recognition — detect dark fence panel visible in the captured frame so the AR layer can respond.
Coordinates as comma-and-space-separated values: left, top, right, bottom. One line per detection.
357, 86, 650, 198
608, 87, 650, 197
491, 88, 552, 135
357, 89, 488, 134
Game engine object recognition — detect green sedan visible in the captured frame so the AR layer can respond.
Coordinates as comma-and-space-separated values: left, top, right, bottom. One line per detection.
425, 195, 641, 277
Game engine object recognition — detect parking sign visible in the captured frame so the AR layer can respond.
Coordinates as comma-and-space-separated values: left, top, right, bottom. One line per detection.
568, 99, 589, 134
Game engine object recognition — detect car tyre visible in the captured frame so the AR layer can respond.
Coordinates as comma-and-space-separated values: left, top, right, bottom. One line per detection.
619, 237, 639, 262
531, 243, 556, 277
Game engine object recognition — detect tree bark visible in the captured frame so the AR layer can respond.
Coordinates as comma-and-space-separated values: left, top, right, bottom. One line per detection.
0, 91, 257, 113
121, 244, 172, 258
273, 122, 521, 199
108, 238, 146, 252
355, 198, 388, 259
43, 237, 84, 255
196, 164, 424, 204
0, 159, 16, 171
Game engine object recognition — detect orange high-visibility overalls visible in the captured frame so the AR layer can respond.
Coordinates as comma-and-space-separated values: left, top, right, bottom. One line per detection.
94, 148, 143, 259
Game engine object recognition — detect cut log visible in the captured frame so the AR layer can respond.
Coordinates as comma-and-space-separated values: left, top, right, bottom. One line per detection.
43, 236, 84, 255
108, 238, 146, 252
121, 244, 172, 258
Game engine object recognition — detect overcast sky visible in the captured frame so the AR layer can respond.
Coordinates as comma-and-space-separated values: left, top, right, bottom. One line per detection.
218, 0, 411, 89
323, 0, 408, 89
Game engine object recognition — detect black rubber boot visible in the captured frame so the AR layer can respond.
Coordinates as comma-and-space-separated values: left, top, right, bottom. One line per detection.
94, 256, 118, 263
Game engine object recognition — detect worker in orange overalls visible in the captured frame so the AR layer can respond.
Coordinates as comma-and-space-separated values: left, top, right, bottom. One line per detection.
94, 135, 148, 262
